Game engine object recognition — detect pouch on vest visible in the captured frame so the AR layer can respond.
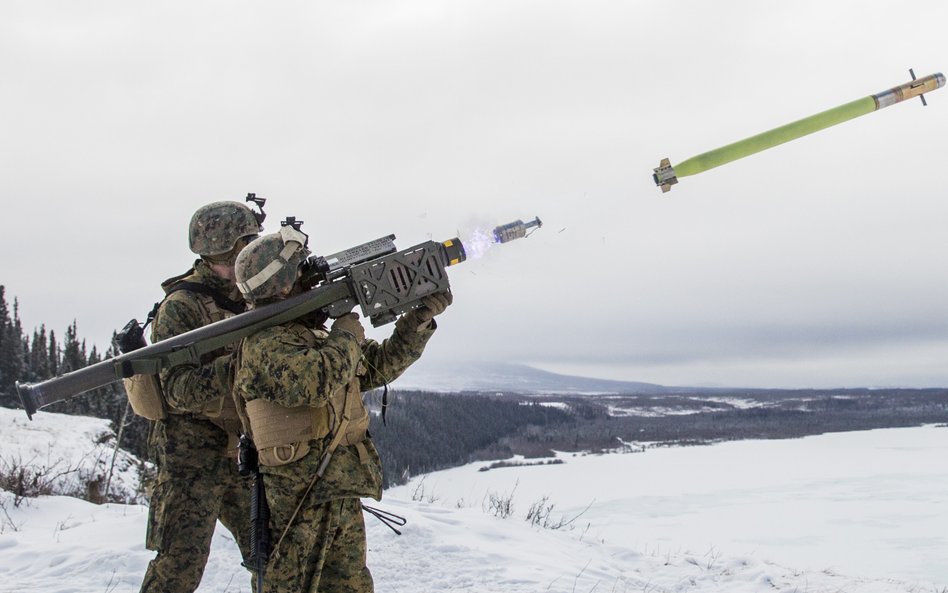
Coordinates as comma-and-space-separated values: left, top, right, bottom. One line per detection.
243, 383, 370, 467
123, 374, 168, 421
115, 318, 168, 421
245, 398, 320, 466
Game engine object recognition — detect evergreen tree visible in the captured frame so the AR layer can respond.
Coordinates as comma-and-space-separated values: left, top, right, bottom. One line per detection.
0, 286, 16, 406
10, 299, 25, 392
50, 321, 93, 416
0, 290, 28, 407
29, 325, 50, 381
21, 331, 30, 381
0, 293, 148, 458
48, 329, 59, 377
0, 287, 8, 387
61, 321, 85, 374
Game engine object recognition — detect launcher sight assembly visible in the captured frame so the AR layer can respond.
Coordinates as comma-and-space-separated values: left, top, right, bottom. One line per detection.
653, 70, 945, 193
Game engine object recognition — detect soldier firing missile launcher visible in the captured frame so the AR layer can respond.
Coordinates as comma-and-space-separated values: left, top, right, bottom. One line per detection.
16, 217, 542, 419
653, 70, 945, 193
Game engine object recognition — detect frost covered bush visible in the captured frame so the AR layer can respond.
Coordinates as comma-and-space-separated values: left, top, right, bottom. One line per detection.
0, 452, 88, 506
0, 408, 150, 505
485, 481, 518, 518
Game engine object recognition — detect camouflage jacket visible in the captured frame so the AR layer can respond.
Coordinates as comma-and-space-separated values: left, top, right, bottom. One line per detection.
235, 314, 435, 503
149, 260, 244, 473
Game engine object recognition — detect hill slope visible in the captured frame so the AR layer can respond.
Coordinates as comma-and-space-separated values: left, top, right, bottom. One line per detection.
1, 408, 944, 592
394, 360, 668, 393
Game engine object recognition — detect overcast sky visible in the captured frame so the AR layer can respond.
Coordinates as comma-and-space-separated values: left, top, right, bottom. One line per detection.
2, 1, 947, 388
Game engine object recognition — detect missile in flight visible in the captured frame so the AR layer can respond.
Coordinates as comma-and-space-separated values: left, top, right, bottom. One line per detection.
653, 70, 945, 193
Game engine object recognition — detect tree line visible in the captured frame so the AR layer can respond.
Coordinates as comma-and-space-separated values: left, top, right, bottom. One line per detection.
0, 285, 150, 457
5, 283, 948, 493
368, 390, 575, 488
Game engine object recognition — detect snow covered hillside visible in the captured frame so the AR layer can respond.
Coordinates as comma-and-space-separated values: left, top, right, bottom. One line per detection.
1, 408, 945, 593
0, 408, 146, 504
390, 425, 948, 588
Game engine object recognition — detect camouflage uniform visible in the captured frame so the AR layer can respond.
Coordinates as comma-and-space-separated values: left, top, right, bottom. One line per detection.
235, 315, 435, 593
140, 260, 253, 593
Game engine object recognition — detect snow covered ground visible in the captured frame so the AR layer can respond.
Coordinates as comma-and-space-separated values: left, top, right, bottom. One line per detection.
1, 408, 946, 593
390, 425, 948, 590
0, 408, 146, 504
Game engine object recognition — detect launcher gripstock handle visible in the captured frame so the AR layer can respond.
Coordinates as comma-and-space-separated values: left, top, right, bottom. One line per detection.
15, 237, 466, 420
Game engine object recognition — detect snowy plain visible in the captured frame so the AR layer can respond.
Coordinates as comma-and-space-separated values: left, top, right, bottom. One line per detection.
0, 408, 945, 593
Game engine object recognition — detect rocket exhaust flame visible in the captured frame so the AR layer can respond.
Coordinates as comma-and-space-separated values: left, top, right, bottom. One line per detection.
463, 228, 496, 260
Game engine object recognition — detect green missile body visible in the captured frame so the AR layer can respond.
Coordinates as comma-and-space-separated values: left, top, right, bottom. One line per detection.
653, 71, 945, 193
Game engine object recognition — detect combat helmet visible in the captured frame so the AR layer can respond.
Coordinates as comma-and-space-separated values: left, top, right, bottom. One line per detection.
235, 223, 310, 304
189, 195, 266, 261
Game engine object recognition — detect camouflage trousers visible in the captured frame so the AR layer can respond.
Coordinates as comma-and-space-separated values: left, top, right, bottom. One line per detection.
140, 465, 253, 593
265, 494, 372, 593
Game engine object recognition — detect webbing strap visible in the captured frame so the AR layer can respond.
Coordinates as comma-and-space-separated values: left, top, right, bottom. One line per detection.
271, 387, 352, 561
116, 358, 162, 378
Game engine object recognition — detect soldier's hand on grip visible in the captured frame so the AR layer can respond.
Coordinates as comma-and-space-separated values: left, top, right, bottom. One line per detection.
331, 313, 365, 343
399, 291, 453, 332
418, 292, 453, 321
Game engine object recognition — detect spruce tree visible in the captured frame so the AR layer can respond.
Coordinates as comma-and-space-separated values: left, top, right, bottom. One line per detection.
0, 294, 148, 457
48, 329, 59, 377
0, 289, 27, 406
0, 286, 16, 405
51, 321, 88, 414
10, 299, 25, 392
30, 326, 50, 381
0, 286, 8, 387
61, 321, 85, 374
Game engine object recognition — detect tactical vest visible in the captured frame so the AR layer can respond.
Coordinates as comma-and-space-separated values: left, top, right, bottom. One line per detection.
236, 325, 371, 467
184, 284, 244, 454
124, 269, 245, 454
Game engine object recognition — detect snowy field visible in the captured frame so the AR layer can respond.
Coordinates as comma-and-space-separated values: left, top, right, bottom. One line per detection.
390, 424, 948, 589
1, 408, 946, 593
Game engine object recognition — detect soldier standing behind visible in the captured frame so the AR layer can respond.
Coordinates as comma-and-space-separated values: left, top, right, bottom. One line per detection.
232, 224, 451, 593
140, 199, 265, 593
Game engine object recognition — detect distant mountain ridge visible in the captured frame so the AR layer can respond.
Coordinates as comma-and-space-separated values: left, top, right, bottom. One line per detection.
392, 360, 669, 394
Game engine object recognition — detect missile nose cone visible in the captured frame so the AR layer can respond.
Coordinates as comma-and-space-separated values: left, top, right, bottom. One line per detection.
935, 72, 946, 88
